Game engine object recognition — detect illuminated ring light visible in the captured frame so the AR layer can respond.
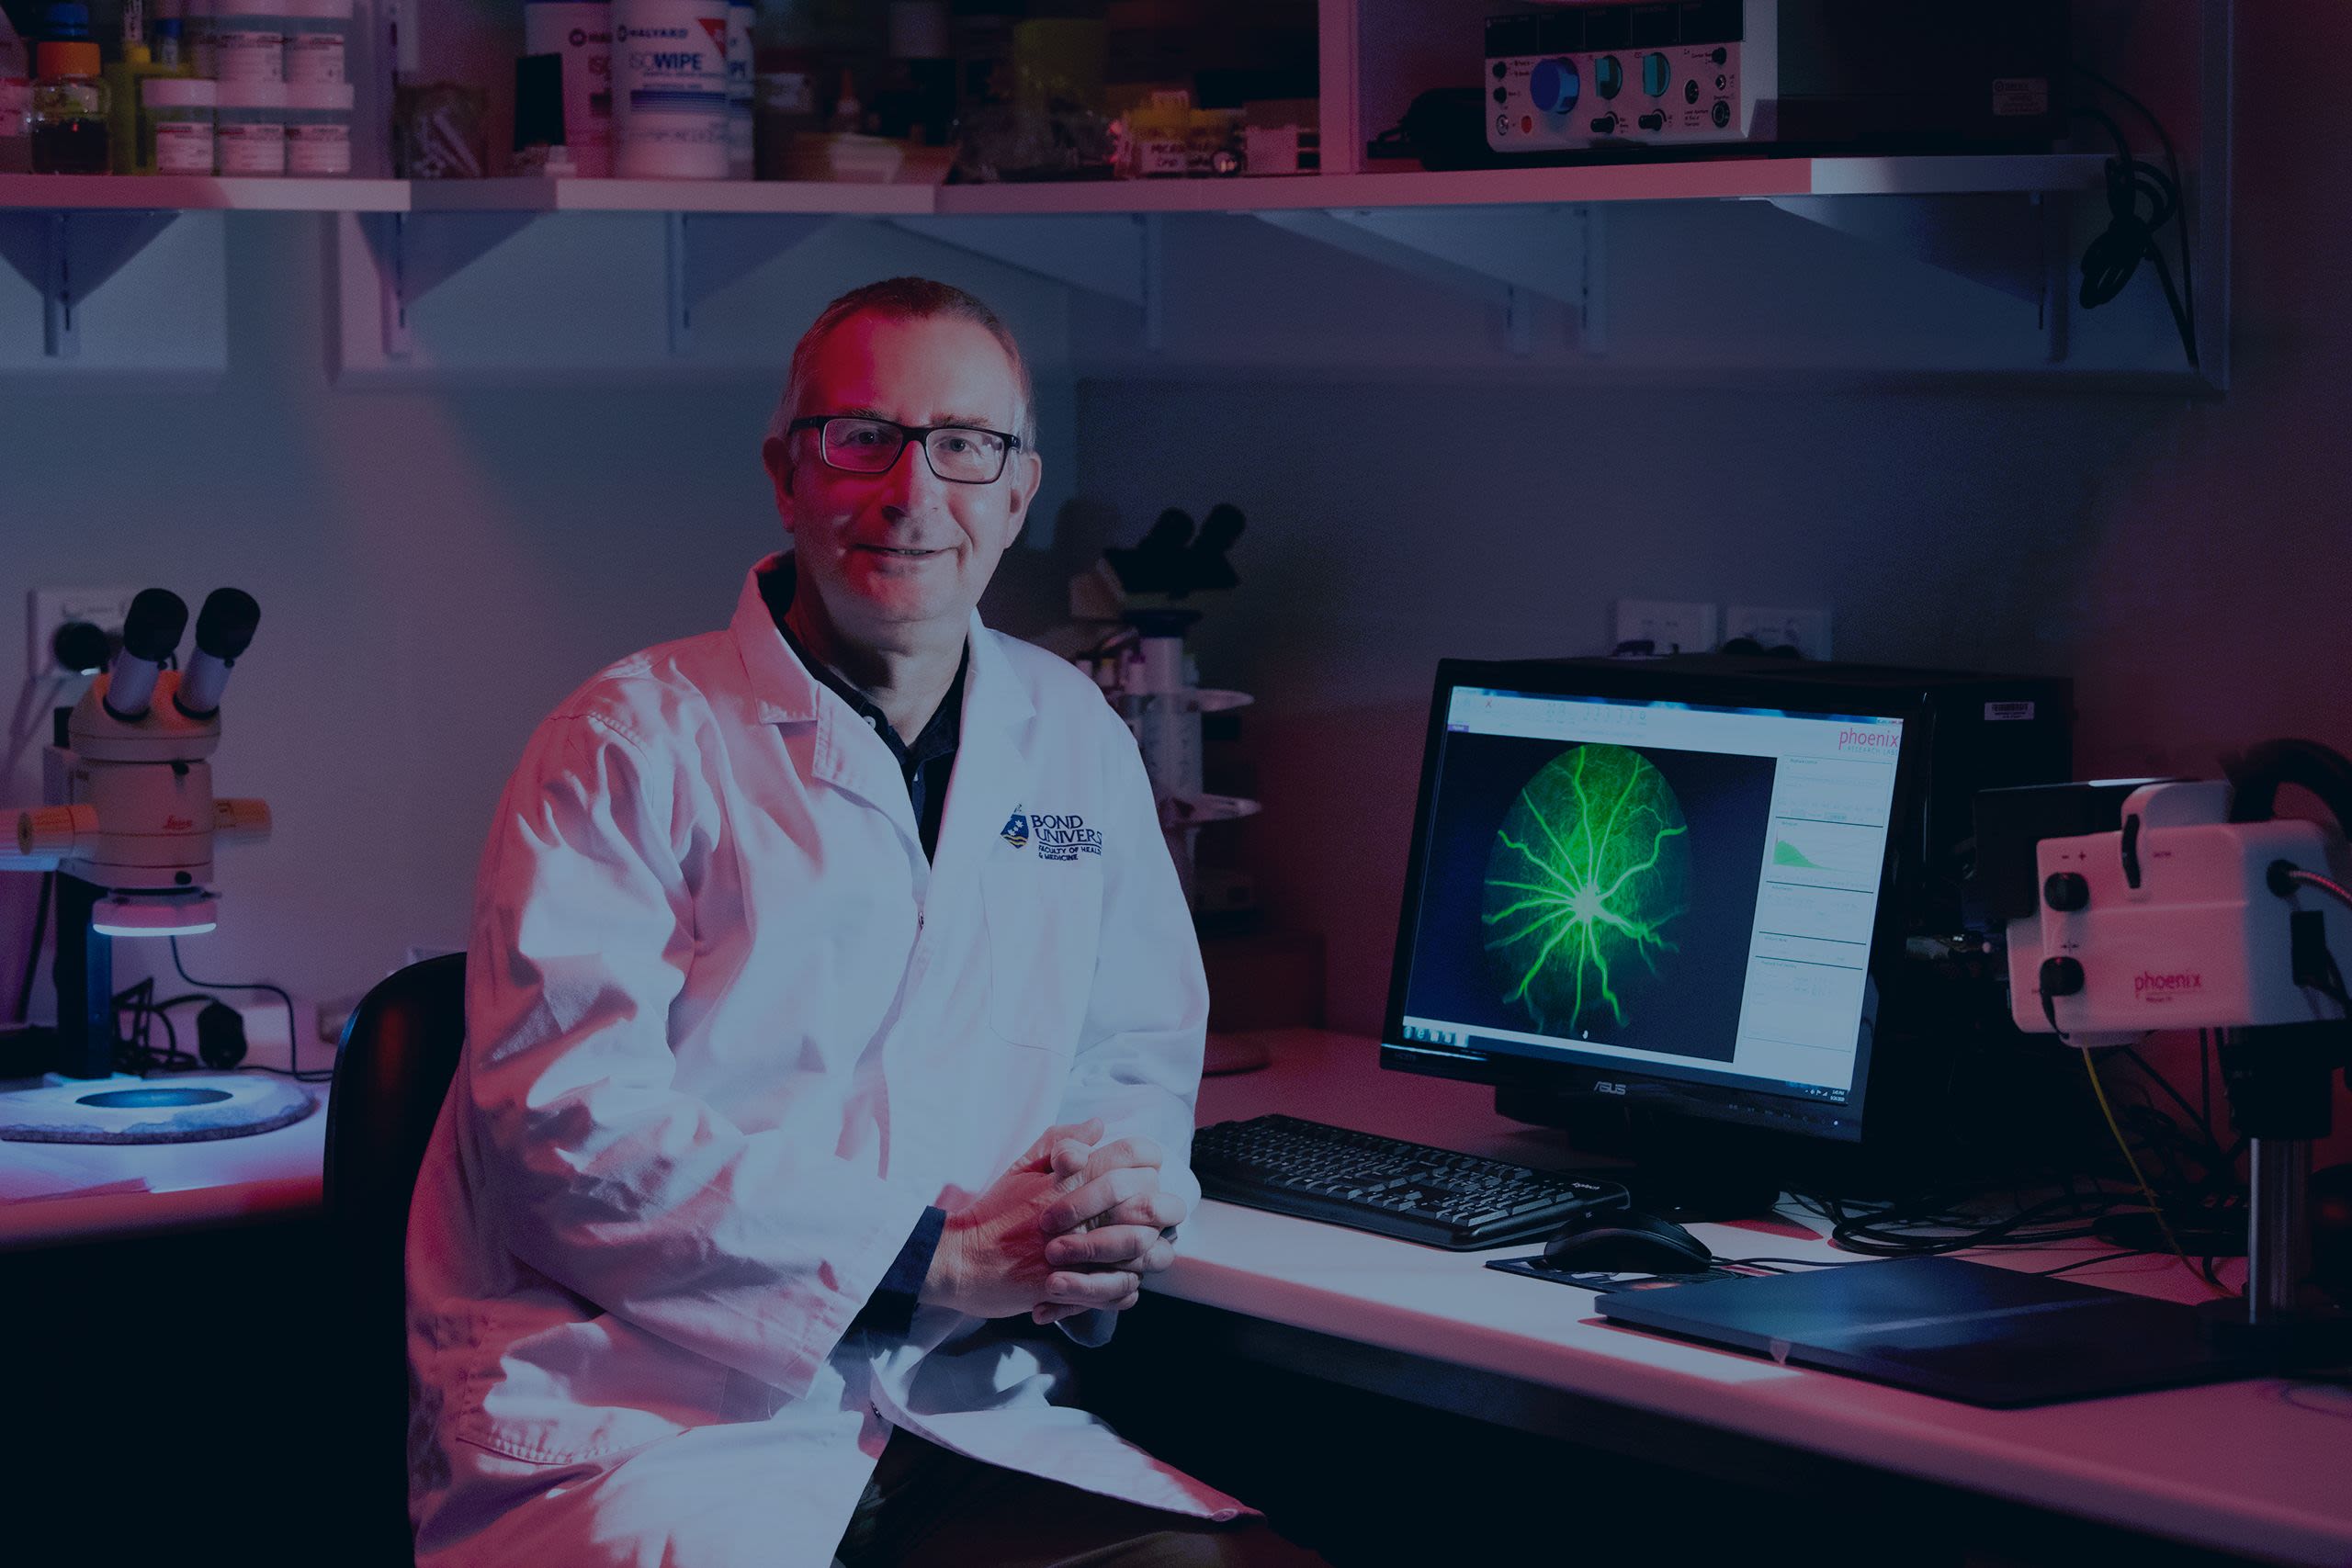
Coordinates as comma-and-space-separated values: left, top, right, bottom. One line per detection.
92, 894, 220, 938
0, 1073, 316, 1145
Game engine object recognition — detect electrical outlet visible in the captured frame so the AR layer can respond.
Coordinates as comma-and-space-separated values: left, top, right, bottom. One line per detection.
1613, 599, 1719, 656
1724, 604, 1833, 660
27, 586, 141, 678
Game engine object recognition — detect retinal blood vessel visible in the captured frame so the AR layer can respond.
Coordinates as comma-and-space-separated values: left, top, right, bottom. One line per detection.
1483, 744, 1690, 1035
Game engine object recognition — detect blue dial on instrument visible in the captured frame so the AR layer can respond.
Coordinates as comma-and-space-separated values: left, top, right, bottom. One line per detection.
1530, 57, 1580, 114
1595, 55, 1623, 99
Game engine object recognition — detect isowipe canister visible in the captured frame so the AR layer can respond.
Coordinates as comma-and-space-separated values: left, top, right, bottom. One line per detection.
142, 74, 217, 174
215, 78, 287, 173
523, 0, 612, 176
612, 0, 726, 179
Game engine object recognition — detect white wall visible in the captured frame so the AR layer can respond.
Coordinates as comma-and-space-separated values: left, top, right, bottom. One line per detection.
0, 215, 1071, 1016
1065, 380, 2173, 1033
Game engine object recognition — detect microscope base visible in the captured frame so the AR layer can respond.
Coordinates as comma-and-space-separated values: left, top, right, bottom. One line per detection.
2199, 1298, 2352, 1372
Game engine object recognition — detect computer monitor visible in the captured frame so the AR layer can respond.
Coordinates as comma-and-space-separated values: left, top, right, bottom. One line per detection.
1381, 659, 1968, 1212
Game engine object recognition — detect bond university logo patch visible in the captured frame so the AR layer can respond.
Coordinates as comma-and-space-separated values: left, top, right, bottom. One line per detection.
1029, 811, 1103, 862
1001, 805, 1103, 860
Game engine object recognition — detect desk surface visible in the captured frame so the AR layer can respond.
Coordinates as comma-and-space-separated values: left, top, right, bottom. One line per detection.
7, 1034, 2348, 1562
1180, 1029, 2352, 1568
0, 1081, 326, 1248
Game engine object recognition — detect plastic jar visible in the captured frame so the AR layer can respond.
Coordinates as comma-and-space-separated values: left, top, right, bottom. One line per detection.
284, 78, 351, 173
522, 0, 613, 175
281, 0, 350, 86
28, 16, 109, 175
212, 0, 287, 85
214, 78, 287, 174
142, 74, 216, 174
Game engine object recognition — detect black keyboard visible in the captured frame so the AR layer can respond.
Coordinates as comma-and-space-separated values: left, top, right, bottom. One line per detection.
1192, 1114, 1631, 1250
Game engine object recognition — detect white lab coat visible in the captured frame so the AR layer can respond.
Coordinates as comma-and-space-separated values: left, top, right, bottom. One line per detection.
405, 555, 1249, 1567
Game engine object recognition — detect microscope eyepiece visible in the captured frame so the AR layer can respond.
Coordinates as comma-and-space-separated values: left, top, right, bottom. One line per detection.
177, 588, 261, 720
120, 588, 188, 662
192, 588, 261, 660
104, 588, 189, 721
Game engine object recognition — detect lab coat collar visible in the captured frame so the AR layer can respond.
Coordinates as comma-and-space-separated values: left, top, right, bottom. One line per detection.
731, 554, 824, 726
730, 553, 1034, 735
960, 603, 1035, 735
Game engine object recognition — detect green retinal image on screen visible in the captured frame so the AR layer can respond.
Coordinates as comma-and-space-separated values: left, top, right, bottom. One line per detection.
1481, 744, 1691, 1036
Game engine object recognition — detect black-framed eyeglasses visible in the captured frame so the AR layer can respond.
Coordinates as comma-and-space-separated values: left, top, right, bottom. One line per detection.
786, 415, 1023, 485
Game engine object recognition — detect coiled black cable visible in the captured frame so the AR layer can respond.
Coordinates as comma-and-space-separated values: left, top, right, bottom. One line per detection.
2069, 66, 2199, 369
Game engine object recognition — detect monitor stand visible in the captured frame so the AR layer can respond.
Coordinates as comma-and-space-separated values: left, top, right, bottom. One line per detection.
1610, 1168, 1786, 1225
1498, 1087, 1827, 1224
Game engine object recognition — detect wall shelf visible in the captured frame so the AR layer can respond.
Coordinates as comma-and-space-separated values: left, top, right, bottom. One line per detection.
406, 176, 933, 216
0, 177, 404, 357
936, 154, 2116, 216
304, 152, 2120, 372
0, 153, 2115, 221
1, 0, 2225, 385
0, 175, 410, 212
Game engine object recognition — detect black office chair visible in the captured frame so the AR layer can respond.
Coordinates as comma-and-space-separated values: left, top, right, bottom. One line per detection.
323, 953, 468, 1568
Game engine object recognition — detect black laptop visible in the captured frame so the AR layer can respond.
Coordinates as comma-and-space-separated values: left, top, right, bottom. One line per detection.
1593, 1256, 2255, 1407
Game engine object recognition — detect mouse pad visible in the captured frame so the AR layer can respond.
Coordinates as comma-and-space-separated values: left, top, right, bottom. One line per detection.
1486, 1254, 1749, 1292
1589, 1255, 2256, 1407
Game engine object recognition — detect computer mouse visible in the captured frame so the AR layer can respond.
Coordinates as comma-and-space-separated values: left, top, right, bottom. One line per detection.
1540, 1209, 1714, 1275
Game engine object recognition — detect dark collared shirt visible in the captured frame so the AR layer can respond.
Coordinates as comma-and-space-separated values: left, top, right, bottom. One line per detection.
760, 558, 956, 1334
760, 560, 967, 862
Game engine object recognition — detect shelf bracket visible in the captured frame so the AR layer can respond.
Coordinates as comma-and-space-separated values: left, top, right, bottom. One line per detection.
665, 212, 831, 356
1253, 205, 1598, 356
886, 212, 1154, 307
1758, 192, 2055, 306
357, 209, 541, 358
0, 209, 179, 358
1577, 204, 1607, 355
887, 210, 1163, 351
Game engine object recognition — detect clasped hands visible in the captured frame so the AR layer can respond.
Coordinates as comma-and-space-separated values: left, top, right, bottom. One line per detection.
922, 1117, 1188, 1327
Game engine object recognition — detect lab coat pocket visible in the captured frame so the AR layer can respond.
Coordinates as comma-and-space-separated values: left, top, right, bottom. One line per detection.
980, 856, 1104, 1054
454, 1314, 731, 1466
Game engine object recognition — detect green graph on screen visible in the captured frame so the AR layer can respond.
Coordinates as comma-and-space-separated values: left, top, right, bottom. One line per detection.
1772, 837, 1822, 869
1482, 744, 1690, 1035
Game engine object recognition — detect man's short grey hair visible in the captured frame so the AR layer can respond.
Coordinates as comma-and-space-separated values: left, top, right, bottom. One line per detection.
766, 276, 1037, 452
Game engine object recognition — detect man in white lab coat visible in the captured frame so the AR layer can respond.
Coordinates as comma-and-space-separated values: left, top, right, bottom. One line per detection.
403, 278, 1326, 1567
